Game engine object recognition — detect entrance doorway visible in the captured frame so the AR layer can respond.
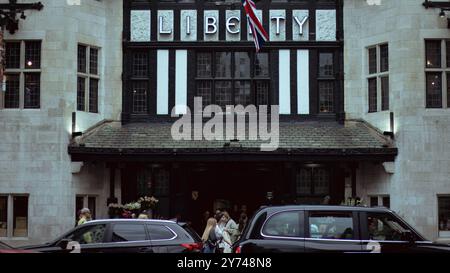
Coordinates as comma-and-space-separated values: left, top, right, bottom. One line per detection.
185, 163, 284, 232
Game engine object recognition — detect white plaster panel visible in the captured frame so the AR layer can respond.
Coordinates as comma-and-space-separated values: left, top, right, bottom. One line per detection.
204, 10, 219, 41
316, 9, 336, 41
279, 50, 291, 114
226, 10, 241, 42
175, 50, 188, 115
181, 10, 197, 41
292, 10, 309, 41
270, 10, 286, 42
157, 50, 169, 115
158, 10, 174, 41
297, 50, 310, 114
131, 10, 151, 42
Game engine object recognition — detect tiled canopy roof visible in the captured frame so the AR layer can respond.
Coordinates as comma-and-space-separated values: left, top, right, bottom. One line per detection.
68, 120, 397, 161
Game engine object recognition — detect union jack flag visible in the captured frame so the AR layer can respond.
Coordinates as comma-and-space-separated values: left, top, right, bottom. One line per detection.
242, 0, 269, 52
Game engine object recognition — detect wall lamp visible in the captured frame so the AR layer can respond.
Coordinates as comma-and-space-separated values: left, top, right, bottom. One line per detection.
423, 1, 450, 28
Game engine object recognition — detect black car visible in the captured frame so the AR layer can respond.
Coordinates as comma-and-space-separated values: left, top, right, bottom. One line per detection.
21, 219, 202, 253
233, 205, 450, 253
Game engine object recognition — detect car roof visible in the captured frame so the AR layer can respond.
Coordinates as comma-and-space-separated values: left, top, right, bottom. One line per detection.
258, 205, 394, 214
85, 219, 178, 225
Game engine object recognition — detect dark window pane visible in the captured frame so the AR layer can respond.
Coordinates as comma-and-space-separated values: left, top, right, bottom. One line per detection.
448, 73, 450, 108
25, 41, 41, 69
89, 78, 99, 113
4, 74, 20, 108
13, 196, 28, 237
426, 40, 441, 68
215, 52, 232, 78
132, 81, 148, 113
5, 42, 20, 69
319, 53, 334, 77
78, 45, 87, 73
112, 224, 147, 242
0, 196, 7, 237
132, 52, 148, 78
382, 196, 390, 209
147, 225, 174, 240
90, 48, 98, 75
262, 211, 301, 237
370, 197, 378, 207
296, 168, 312, 195
235, 81, 251, 106
256, 81, 269, 106
234, 52, 251, 78
88, 197, 96, 220
24, 73, 40, 109
381, 76, 389, 111
313, 168, 329, 195
426, 73, 442, 108
368, 78, 377, 112
368, 47, 377, 74
319, 81, 334, 113
77, 77, 86, 111
197, 53, 212, 77
309, 212, 354, 240
215, 81, 232, 107
255, 53, 269, 77
196, 81, 212, 106
447, 42, 450, 68
439, 197, 450, 231
75, 196, 84, 225
380, 44, 389, 72
154, 169, 170, 196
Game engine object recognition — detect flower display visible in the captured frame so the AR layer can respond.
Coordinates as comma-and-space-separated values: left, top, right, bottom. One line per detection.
138, 196, 159, 210
107, 196, 158, 219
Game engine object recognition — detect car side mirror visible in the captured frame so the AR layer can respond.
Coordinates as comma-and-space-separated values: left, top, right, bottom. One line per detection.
57, 238, 72, 250
401, 230, 415, 244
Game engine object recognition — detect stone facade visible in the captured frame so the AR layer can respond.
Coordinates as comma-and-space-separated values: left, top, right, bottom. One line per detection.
344, 0, 450, 240
0, 0, 122, 246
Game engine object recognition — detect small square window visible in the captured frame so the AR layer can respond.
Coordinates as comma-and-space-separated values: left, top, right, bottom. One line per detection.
25, 41, 41, 69
426, 40, 441, 68
380, 44, 389, 72
90, 48, 98, 75
426, 73, 442, 108
368, 47, 377, 74
438, 196, 450, 231
5, 42, 20, 69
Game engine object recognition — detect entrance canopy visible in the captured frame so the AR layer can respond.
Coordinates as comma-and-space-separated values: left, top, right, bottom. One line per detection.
68, 120, 397, 162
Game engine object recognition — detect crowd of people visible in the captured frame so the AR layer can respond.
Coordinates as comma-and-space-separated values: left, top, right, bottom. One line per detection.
201, 208, 248, 253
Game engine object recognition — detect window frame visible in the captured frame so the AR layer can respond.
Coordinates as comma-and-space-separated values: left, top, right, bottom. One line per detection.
0, 41, 41, 110
77, 44, 101, 113
366, 43, 389, 113
368, 195, 390, 208
0, 194, 29, 239
425, 39, 450, 109
75, 194, 98, 223
317, 51, 336, 114
305, 210, 359, 241
194, 50, 271, 109
438, 195, 450, 234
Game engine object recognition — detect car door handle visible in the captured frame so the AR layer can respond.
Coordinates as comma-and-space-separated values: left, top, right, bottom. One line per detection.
138, 247, 153, 253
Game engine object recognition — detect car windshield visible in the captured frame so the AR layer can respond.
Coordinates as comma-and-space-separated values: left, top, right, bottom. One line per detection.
0, 241, 12, 249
